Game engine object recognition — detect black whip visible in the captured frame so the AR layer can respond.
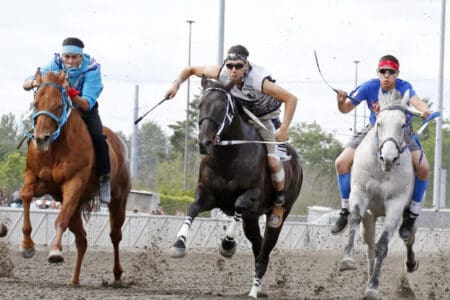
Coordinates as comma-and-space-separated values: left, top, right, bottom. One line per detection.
313, 50, 361, 103
134, 98, 168, 125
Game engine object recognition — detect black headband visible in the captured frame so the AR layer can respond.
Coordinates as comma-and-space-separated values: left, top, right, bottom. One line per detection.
226, 53, 248, 62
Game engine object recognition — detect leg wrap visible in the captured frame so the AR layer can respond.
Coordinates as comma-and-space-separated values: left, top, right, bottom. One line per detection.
270, 167, 285, 183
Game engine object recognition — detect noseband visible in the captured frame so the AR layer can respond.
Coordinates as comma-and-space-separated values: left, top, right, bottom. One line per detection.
375, 105, 410, 158
25, 82, 74, 142
198, 87, 235, 143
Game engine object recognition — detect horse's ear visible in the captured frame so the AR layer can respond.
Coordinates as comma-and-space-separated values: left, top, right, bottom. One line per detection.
224, 79, 234, 92
58, 71, 66, 84
34, 68, 42, 83
201, 75, 208, 90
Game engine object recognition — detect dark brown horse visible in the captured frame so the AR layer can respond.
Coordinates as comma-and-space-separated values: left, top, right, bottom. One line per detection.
20, 69, 131, 285
0, 223, 6, 237
169, 78, 303, 298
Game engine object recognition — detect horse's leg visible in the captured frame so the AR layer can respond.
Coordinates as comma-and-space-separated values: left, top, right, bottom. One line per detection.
49, 179, 83, 263
365, 203, 403, 299
0, 222, 7, 238
108, 196, 127, 285
361, 213, 377, 278
67, 210, 87, 285
20, 178, 36, 258
404, 227, 419, 273
340, 201, 364, 271
219, 212, 242, 258
242, 217, 264, 298
169, 197, 206, 258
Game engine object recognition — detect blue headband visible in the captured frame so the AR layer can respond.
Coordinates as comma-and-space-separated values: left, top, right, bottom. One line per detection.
61, 45, 83, 54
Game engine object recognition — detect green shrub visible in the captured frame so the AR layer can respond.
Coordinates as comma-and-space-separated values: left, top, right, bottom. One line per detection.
159, 194, 210, 217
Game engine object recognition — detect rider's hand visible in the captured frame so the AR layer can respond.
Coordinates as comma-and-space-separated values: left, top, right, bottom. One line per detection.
67, 87, 80, 100
275, 126, 289, 142
165, 80, 180, 99
421, 111, 431, 120
337, 90, 347, 104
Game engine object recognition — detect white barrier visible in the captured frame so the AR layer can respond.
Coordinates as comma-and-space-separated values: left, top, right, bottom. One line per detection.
1, 207, 449, 253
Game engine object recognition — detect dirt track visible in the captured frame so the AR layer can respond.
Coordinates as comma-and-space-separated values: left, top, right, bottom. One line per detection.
0, 242, 449, 299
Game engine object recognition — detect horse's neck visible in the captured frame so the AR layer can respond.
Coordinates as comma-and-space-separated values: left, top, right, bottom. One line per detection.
221, 114, 247, 140
60, 111, 89, 141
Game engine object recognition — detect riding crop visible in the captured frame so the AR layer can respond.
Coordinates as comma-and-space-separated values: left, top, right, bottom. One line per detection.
134, 97, 168, 125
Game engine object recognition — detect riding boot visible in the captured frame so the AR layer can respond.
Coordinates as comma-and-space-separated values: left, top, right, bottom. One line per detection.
99, 174, 111, 204
399, 209, 418, 241
331, 208, 350, 235
269, 192, 285, 229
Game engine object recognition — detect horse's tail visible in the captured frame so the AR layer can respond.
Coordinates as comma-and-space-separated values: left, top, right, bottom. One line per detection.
81, 198, 97, 222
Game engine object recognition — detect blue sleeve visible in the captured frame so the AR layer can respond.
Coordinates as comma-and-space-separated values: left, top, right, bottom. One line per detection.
349, 84, 368, 106
81, 66, 103, 110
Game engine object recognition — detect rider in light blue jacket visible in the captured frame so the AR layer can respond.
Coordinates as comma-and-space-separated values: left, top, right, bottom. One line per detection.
23, 37, 111, 204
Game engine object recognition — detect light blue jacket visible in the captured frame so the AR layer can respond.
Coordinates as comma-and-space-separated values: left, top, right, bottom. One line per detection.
30, 53, 103, 110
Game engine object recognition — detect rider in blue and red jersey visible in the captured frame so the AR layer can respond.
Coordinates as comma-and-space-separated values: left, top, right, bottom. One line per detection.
331, 55, 431, 241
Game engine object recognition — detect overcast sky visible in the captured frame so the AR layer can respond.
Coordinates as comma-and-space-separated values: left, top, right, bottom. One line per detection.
1, 0, 448, 143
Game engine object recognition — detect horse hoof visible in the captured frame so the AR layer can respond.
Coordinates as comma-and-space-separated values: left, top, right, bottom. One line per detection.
405, 260, 419, 273
168, 239, 186, 258
248, 285, 261, 299
0, 223, 7, 237
168, 246, 186, 258
340, 258, 356, 271
219, 238, 236, 258
364, 288, 380, 300
48, 249, 64, 263
21, 246, 35, 258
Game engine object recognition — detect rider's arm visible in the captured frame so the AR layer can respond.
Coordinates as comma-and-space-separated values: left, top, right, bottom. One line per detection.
165, 65, 221, 99
262, 80, 297, 142
409, 95, 431, 120
336, 90, 356, 113
23, 79, 37, 91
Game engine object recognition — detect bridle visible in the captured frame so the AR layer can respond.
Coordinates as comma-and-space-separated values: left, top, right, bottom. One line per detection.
198, 87, 235, 144
25, 82, 74, 142
375, 105, 410, 158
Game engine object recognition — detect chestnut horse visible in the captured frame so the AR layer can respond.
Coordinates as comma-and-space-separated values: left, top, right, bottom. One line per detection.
169, 78, 303, 298
20, 69, 131, 285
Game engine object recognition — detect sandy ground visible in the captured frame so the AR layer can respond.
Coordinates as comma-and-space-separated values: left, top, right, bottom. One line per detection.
0, 242, 449, 300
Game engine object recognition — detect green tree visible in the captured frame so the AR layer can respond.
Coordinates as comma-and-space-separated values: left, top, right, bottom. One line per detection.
168, 94, 199, 157
0, 113, 20, 161
289, 122, 343, 172
134, 120, 168, 189
0, 152, 26, 194
288, 122, 344, 213
167, 94, 200, 190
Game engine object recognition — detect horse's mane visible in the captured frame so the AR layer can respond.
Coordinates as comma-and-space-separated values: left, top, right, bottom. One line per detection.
42, 71, 62, 83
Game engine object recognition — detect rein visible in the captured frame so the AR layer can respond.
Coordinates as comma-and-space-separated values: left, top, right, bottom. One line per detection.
24, 82, 74, 142
375, 105, 410, 157
200, 86, 287, 146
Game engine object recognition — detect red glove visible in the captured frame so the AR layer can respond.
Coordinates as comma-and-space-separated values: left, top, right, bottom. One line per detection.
67, 87, 80, 99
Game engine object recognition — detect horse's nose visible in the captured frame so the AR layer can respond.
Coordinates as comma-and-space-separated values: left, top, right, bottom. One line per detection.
198, 139, 213, 155
33, 133, 52, 151
34, 134, 51, 144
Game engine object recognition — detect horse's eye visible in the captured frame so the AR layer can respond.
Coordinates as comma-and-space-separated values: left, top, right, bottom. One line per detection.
402, 123, 406, 128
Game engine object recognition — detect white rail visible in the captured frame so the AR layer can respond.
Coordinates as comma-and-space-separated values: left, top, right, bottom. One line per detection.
0, 207, 449, 253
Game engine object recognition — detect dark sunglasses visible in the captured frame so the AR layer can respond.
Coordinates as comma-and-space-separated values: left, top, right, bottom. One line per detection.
225, 63, 244, 70
379, 68, 397, 75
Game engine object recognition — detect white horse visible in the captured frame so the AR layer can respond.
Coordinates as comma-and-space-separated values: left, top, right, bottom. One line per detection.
339, 89, 419, 300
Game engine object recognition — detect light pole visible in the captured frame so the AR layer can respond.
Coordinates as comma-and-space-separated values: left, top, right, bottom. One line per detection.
184, 20, 195, 190
353, 60, 360, 134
